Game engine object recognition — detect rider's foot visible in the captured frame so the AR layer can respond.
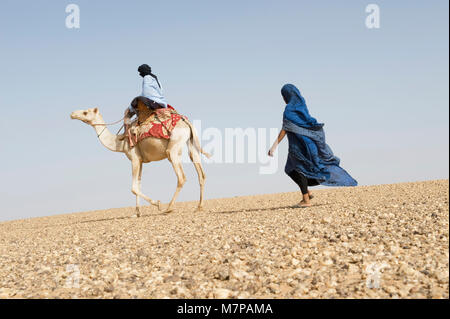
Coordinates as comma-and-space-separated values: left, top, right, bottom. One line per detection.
126, 128, 135, 147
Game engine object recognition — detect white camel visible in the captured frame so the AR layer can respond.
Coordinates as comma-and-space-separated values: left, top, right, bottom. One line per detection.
70, 107, 210, 216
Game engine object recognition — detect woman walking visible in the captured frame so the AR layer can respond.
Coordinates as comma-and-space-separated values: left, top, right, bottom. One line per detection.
269, 84, 357, 207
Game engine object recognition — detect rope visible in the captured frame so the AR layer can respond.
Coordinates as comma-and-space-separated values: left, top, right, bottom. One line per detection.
97, 126, 107, 138
154, 113, 172, 137
116, 124, 125, 135
92, 116, 125, 127
91, 116, 125, 138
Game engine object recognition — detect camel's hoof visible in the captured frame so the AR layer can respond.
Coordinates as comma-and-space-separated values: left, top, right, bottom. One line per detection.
196, 207, 204, 212
149, 200, 162, 211
131, 214, 139, 218
163, 205, 175, 214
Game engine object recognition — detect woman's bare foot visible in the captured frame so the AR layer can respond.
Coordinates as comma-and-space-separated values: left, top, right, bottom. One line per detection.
296, 193, 312, 208
297, 200, 312, 208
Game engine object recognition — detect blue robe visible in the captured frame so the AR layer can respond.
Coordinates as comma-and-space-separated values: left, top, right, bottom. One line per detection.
281, 84, 357, 187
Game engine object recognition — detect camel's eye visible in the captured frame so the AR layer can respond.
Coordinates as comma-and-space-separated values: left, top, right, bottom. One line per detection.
83, 111, 88, 115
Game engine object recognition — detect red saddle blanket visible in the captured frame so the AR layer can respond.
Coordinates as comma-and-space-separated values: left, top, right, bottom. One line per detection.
133, 105, 187, 142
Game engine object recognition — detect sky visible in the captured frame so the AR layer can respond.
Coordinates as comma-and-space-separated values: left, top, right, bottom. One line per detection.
0, 0, 448, 221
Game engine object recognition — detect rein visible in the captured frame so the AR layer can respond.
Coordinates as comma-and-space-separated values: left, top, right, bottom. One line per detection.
92, 116, 125, 138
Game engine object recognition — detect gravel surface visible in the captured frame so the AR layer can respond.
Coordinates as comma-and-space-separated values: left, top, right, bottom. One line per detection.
0, 180, 448, 299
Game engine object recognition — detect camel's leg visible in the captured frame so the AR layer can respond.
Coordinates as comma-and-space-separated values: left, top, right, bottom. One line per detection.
135, 162, 143, 215
131, 160, 160, 217
165, 144, 186, 213
135, 187, 140, 217
131, 160, 142, 217
136, 162, 162, 210
188, 140, 206, 211
138, 162, 143, 193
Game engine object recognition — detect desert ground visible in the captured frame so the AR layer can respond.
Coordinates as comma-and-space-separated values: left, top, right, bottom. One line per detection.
0, 180, 448, 299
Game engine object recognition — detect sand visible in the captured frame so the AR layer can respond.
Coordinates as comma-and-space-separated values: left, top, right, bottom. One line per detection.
0, 180, 448, 299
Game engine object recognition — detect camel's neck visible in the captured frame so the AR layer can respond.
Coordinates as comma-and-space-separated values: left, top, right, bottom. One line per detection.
92, 115, 125, 153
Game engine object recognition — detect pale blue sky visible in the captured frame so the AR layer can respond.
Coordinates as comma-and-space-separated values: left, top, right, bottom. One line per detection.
0, 0, 448, 221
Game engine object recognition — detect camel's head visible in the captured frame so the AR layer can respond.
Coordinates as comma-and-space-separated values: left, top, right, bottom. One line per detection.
70, 108, 100, 125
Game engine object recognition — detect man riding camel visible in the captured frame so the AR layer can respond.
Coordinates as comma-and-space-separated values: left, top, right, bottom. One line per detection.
124, 64, 168, 146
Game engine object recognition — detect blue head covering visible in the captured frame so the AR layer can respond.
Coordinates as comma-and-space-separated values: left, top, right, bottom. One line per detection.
282, 84, 322, 129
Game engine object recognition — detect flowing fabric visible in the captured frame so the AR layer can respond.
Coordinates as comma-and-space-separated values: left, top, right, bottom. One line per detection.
282, 84, 323, 129
281, 84, 357, 187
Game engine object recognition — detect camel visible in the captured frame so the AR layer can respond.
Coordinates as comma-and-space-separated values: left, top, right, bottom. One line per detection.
70, 107, 210, 216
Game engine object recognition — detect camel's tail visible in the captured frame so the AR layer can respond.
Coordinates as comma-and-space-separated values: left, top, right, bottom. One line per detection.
184, 119, 211, 159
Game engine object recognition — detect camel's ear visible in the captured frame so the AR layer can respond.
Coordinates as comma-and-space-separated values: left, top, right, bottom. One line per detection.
94, 108, 98, 113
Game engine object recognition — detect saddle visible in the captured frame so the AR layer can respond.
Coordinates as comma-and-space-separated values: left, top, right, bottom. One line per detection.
127, 100, 187, 147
